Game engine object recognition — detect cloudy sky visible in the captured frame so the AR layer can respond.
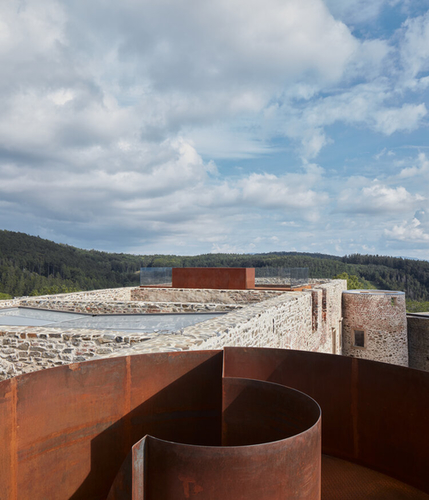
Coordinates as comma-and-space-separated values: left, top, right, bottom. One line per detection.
1, 0, 429, 257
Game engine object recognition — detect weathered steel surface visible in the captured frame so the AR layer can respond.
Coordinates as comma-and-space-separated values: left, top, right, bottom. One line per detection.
322, 455, 429, 500
0, 377, 15, 500
172, 267, 255, 290
0, 347, 428, 498
223, 347, 429, 494
1, 350, 223, 500
109, 377, 321, 499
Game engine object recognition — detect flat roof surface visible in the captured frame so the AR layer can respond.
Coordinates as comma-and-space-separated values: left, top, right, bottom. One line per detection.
0, 308, 223, 334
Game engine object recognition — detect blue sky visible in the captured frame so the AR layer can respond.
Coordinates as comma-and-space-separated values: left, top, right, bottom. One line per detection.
1, 0, 429, 258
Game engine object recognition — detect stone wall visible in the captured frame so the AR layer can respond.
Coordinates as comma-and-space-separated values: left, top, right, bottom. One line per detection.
0, 280, 347, 380
342, 290, 408, 367
407, 315, 429, 371
0, 326, 165, 379
0, 287, 133, 309
130, 287, 283, 304
16, 299, 240, 315
183, 281, 346, 353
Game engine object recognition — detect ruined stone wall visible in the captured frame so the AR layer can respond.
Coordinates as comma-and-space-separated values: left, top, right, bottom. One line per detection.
0, 298, 20, 308
0, 280, 347, 380
15, 299, 240, 315
0, 327, 157, 379
407, 315, 429, 371
0, 287, 133, 309
342, 290, 408, 367
130, 287, 283, 304
308, 280, 346, 354
181, 280, 346, 353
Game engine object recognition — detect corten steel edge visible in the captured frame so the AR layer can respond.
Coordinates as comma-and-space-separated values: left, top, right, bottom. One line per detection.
0, 348, 428, 499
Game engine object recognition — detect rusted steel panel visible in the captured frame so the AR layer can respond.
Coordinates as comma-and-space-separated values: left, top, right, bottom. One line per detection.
1, 347, 429, 498
107, 436, 147, 500
17, 356, 130, 500
223, 347, 355, 457
221, 377, 320, 447
142, 378, 321, 500
356, 359, 429, 493
223, 347, 429, 494
0, 378, 15, 500
128, 350, 223, 448
322, 455, 429, 500
6, 350, 222, 500
172, 267, 255, 290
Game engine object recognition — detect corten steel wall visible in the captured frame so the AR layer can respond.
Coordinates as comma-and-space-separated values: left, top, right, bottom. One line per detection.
0, 349, 321, 500
408, 315, 429, 372
342, 290, 408, 366
172, 267, 255, 290
108, 378, 321, 499
0, 351, 224, 500
224, 347, 429, 494
1, 348, 428, 499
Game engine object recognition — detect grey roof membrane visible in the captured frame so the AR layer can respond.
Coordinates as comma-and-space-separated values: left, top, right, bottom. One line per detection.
0, 308, 223, 334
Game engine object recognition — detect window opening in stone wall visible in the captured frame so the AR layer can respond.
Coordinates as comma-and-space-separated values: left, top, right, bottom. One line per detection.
354, 330, 365, 348
391, 297, 397, 306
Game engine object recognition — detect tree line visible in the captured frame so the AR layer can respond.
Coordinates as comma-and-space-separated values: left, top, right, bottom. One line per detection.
0, 230, 428, 305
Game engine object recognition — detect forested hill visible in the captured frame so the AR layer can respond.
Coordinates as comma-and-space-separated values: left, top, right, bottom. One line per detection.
0, 229, 428, 302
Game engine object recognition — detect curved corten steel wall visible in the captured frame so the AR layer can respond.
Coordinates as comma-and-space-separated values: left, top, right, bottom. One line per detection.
108, 378, 321, 499
0, 347, 428, 499
224, 347, 429, 494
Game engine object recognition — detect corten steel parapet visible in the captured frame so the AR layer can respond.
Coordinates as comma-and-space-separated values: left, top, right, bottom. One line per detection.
172, 267, 255, 290
0, 348, 428, 499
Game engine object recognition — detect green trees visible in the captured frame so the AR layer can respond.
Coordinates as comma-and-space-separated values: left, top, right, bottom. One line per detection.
333, 272, 376, 290
0, 230, 428, 302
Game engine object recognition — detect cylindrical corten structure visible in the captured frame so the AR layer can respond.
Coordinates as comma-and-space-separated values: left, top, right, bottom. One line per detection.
108, 378, 321, 499
0, 347, 428, 499
342, 289, 408, 366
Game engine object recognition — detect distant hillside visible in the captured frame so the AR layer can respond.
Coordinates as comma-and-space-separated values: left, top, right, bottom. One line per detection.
0, 230, 144, 297
0, 230, 428, 302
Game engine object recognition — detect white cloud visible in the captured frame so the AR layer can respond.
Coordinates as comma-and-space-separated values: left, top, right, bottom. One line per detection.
374, 103, 427, 134
399, 152, 429, 177
1, 0, 429, 257
400, 10, 429, 88
338, 181, 424, 214
239, 171, 328, 211
385, 216, 429, 242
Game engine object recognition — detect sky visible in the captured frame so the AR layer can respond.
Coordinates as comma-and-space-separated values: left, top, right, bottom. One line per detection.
1, 0, 429, 258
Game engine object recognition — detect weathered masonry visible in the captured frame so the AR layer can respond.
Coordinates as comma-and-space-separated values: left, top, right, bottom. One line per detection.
0, 279, 346, 379
1, 268, 428, 380
342, 290, 408, 366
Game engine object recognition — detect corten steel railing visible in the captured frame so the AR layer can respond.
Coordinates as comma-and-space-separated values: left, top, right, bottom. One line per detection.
0, 348, 428, 499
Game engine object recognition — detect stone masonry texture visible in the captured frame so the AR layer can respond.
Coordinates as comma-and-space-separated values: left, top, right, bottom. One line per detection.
342, 290, 408, 367
0, 279, 349, 380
